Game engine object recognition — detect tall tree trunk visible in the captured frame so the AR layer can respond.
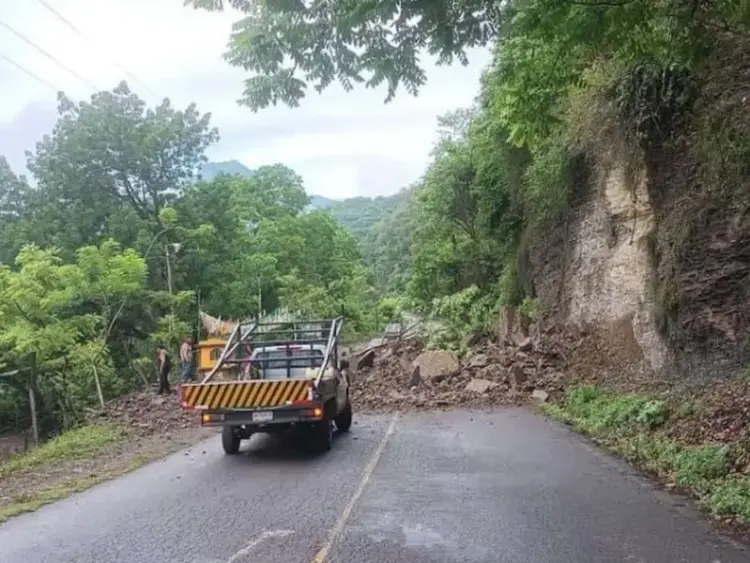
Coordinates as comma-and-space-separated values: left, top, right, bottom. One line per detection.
165, 244, 173, 296
92, 363, 106, 409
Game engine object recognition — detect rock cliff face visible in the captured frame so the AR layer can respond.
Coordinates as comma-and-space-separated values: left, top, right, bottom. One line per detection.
530, 152, 668, 375
528, 37, 750, 379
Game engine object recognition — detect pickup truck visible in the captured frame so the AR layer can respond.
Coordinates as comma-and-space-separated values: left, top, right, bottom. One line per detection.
179, 317, 352, 455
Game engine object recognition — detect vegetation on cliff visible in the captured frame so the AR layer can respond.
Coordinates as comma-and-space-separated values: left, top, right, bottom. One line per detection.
190, 0, 749, 351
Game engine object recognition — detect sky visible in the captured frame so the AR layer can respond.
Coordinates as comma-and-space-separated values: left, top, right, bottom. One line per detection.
0, 0, 491, 200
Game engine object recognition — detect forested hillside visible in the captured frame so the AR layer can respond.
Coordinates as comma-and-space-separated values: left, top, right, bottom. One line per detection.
0, 85, 386, 440
324, 190, 413, 294
197, 157, 414, 295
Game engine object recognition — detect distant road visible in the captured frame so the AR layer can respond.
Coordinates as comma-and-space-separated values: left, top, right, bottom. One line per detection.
0, 408, 746, 563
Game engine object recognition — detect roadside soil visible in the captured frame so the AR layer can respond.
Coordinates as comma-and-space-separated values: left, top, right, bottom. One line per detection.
0, 389, 214, 523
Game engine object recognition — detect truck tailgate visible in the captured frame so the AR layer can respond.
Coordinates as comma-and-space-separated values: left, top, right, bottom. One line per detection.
180, 379, 310, 410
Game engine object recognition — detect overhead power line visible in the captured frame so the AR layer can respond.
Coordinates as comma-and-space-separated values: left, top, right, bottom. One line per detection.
34, 0, 159, 98
0, 52, 61, 93
0, 18, 98, 91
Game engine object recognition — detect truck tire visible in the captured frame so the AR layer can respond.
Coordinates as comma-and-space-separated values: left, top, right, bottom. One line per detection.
310, 418, 333, 453
222, 426, 241, 455
334, 401, 353, 433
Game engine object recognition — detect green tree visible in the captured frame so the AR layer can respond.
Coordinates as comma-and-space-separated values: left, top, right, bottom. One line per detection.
230, 164, 310, 222
26, 81, 218, 254
185, 0, 503, 110
0, 157, 31, 265
0, 242, 146, 440
186, 0, 746, 118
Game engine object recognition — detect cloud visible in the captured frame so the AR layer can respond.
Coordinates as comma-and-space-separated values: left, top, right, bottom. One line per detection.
0, 101, 57, 174
0, 0, 491, 198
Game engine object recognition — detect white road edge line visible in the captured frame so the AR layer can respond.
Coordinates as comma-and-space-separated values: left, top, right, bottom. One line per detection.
311, 413, 399, 563
226, 529, 294, 563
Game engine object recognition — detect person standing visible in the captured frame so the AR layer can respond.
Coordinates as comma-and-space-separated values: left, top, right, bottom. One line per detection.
179, 337, 196, 383
156, 345, 172, 394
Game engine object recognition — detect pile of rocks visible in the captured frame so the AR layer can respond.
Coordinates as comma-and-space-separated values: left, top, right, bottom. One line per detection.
90, 390, 197, 435
350, 323, 577, 412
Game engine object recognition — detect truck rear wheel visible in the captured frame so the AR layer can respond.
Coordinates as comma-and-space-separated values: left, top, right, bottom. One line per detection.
310, 419, 333, 453
222, 426, 241, 455
334, 401, 353, 433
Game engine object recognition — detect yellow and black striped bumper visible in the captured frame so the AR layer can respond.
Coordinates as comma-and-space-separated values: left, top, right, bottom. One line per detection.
180, 379, 309, 410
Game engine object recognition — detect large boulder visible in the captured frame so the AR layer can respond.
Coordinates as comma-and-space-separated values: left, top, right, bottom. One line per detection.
411, 350, 460, 383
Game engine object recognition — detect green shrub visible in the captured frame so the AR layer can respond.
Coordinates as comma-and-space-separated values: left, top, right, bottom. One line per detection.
564, 386, 668, 430
708, 477, 750, 523
673, 445, 731, 489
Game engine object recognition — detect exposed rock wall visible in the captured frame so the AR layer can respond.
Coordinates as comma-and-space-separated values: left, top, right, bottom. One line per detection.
529, 36, 750, 380
529, 152, 668, 375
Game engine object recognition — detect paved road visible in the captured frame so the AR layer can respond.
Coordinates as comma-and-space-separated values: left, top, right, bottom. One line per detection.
1, 409, 747, 563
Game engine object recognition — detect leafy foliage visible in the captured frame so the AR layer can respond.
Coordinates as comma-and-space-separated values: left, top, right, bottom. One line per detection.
301, 0, 749, 345
186, 0, 501, 110
547, 384, 749, 524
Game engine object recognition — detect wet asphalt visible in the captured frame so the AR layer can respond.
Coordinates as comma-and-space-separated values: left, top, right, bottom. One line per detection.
0, 408, 747, 563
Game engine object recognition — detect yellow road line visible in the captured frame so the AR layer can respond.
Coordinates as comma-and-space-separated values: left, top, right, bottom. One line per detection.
310, 413, 399, 563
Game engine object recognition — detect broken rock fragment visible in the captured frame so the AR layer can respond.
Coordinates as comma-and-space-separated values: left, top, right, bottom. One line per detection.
465, 378, 499, 394
468, 353, 489, 369
356, 349, 376, 369
531, 389, 549, 402
509, 364, 527, 391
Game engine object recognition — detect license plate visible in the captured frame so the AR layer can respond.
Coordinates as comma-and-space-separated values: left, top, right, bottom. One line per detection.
252, 411, 273, 423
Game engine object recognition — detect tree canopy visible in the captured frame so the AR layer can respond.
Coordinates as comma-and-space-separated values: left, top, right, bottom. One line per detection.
185, 0, 747, 113
185, 0, 501, 110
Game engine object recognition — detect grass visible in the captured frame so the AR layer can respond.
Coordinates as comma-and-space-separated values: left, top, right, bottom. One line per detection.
0, 453, 151, 524
543, 385, 750, 525
0, 424, 127, 478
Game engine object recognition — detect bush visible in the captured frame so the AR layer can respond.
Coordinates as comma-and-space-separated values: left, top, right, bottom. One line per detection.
673, 445, 731, 489
564, 386, 668, 430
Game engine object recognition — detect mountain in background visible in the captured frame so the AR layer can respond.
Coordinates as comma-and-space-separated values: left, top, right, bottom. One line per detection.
309, 195, 335, 209
200, 160, 254, 181
201, 160, 413, 292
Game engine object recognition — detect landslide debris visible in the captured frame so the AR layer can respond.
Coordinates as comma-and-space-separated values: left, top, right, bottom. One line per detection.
88, 389, 197, 436
350, 324, 577, 412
